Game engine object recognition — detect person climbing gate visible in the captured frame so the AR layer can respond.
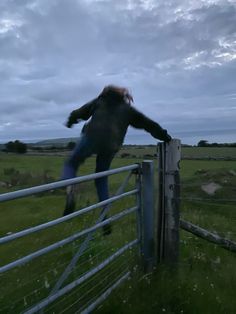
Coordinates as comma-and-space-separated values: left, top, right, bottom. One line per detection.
61, 85, 172, 234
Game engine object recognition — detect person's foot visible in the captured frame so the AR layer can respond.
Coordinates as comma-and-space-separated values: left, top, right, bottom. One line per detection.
102, 223, 112, 236
63, 185, 76, 216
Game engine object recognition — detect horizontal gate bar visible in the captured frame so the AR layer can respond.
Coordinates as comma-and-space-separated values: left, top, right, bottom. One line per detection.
0, 206, 138, 274
0, 189, 138, 244
24, 240, 138, 314
81, 271, 130, 314
0, 164, 139, 202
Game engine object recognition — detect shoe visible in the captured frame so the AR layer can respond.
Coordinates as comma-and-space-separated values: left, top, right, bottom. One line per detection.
63, 185, 76, 216
102, 222, 112, 236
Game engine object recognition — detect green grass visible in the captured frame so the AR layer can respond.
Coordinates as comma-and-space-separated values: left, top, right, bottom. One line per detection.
180, 159, 236, 179
96, 242, 236, 314
96, 156, 236, 314
119, 146, 236, 159
0, 151, 236, 313
0, 153, 139, 313
181, 146, 236, 159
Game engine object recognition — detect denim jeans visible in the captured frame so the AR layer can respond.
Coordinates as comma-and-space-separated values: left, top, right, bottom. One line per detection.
62, 134, 114, 203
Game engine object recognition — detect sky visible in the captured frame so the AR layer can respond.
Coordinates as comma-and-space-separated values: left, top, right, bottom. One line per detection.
0, 0, 236, 145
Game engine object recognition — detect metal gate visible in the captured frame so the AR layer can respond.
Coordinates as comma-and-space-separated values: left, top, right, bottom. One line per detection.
0, 161, 155, 313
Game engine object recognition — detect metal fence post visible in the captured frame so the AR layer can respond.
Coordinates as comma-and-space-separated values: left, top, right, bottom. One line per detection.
157, 139, 181, 264
142, 160, 155, 272
135, 163, 143, 257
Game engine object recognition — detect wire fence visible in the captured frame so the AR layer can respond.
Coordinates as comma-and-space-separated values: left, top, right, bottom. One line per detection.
179, 159, 236, 246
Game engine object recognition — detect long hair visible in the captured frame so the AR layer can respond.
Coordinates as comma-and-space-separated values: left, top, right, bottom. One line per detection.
99, 85, 133, 104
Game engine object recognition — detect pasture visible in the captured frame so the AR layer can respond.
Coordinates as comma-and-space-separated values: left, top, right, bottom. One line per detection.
119, 145, 236, 159
0, 147, 236, 313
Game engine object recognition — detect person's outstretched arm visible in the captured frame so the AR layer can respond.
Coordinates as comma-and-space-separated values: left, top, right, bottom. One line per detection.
129, 106, 172, 142
66, 98, 98, 128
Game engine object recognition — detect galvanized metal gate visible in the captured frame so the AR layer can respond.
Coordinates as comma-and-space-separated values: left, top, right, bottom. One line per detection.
0, 161, 155, 313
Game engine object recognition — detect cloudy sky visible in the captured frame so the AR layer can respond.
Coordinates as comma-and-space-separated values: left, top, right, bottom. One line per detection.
1, 0, 236, 145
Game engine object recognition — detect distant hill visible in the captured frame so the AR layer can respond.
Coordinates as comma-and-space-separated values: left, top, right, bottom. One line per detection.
33, 137, 77, 147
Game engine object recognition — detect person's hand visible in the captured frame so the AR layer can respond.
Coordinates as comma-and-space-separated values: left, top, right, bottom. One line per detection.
65, 118, 74, 128
65, 112, 78, 128
165, 133, 172, 143
162, 129, 172, 142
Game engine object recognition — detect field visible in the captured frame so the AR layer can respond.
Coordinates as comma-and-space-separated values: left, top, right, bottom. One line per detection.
118, 145, 236, 159
0, 147, 236, 313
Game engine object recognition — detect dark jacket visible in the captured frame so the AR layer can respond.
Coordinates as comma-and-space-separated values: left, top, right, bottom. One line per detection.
67, 95, 171, 154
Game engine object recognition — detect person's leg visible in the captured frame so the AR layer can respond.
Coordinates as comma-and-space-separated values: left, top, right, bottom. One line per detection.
62, 135, 93, 216
95, 153, 115, 235
62, 135, 92, 180
95, 153, 114, 201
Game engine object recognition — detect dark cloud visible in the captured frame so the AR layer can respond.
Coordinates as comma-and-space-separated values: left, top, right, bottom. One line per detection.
0, 0, 236, 144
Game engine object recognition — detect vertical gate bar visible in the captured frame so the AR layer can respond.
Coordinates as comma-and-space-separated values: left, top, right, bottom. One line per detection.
142, 160, 155, 272
135, 164, 142, 257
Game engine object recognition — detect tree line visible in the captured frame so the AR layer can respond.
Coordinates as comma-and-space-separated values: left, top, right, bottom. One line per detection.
3, 140, 27, 154
1, 140, 77, 154
197, 140, 236, 147
1, 139, 236, 154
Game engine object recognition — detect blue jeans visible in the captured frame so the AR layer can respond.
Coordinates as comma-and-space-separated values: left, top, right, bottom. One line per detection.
62, 134, 114, 203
